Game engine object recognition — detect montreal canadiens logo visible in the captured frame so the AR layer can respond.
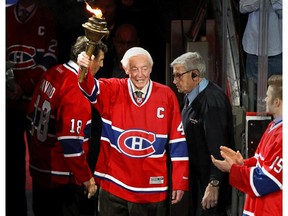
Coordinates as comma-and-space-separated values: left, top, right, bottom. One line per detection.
118, 129, 156, 158
7, 45, 36, 70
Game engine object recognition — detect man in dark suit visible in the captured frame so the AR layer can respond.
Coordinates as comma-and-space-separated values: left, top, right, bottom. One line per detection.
170, 52, 235, 216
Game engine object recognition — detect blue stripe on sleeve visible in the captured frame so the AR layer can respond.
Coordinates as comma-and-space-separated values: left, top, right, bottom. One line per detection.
59, 138, 83, 155
252, 166, 281, 196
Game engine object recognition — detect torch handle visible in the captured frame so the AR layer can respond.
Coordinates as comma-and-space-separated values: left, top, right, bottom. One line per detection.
79, 67, 88, 83
78, 41, 97, 83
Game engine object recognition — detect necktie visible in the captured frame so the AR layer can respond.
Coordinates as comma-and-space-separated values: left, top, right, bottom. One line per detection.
182, 96, 189, 111
181, 96, 190, 125
135, 91, 143, 98
134, 91, 143, 103
184, 97, 189, 109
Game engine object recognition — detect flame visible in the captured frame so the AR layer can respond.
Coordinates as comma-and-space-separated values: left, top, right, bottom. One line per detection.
86, 3, 103, 18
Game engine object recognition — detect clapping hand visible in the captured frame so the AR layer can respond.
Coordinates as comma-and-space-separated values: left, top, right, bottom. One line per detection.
211, 146, 243, 173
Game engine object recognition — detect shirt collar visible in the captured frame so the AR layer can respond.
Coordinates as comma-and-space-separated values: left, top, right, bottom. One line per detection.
129, 79, 150, 97
273, 116, 282, 125
186, 78, 209, 105
18, 3, 36, 14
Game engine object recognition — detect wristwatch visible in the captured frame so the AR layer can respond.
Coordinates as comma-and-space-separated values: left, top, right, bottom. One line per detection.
209, 179, 220, 187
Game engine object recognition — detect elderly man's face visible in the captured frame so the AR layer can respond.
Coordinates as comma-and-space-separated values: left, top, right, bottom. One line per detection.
126, 55, 152, 90
172, 64, 199, 94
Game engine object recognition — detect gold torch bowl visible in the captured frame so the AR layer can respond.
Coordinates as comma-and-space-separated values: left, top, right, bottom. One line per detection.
82, 16, 109, 42
78, 15, 109, 82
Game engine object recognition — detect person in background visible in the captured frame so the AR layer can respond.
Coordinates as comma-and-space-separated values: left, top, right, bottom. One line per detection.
6, 0, 58, 215
26, 36, 107, 216
211, 74, 282, 216
77, 47, 189, 216
111, 23, 140, 78
170, 52, 235, 216
94, 22, 140, 79
240, 0, 282, 110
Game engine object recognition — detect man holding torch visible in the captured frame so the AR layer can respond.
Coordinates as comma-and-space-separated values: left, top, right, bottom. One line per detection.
77, 47, 189, 216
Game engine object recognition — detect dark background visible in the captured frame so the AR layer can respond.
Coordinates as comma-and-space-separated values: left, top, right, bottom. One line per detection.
5, 0, 248, 86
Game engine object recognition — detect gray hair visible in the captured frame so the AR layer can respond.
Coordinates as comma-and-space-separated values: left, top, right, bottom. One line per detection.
121, 47, 153, 69
170, 52, 206, 77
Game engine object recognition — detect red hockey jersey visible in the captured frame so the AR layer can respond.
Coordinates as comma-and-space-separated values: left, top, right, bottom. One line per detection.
27, 61, 92, 188
79, 71, 189, 203
229, 119, 282, 216
6, 3, 58, 110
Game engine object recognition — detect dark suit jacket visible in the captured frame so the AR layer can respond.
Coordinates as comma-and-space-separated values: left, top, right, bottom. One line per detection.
182, 81, 235, 213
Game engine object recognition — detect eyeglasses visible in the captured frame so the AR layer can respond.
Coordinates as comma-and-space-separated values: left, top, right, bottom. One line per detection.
172, 69, 197, 81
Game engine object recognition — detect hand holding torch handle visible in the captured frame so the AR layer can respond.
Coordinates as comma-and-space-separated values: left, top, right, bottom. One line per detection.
78, 15, 109, 83
79, 40, 97, 82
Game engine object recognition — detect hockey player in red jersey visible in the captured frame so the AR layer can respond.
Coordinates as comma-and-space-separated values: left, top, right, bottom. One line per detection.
77, 47, 189, 215
6, 0, 58, 104
26, 36, 107, 216
211, 75, 282, 216
6, 1, 58, 215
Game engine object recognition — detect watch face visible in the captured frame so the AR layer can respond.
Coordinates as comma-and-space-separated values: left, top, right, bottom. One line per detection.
211, 180, 219, 186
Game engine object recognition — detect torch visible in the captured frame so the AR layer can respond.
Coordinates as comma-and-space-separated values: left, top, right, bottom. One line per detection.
79, 3, 109, 83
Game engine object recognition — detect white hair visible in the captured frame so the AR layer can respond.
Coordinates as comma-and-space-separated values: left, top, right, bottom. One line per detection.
120, 47, 153, 69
